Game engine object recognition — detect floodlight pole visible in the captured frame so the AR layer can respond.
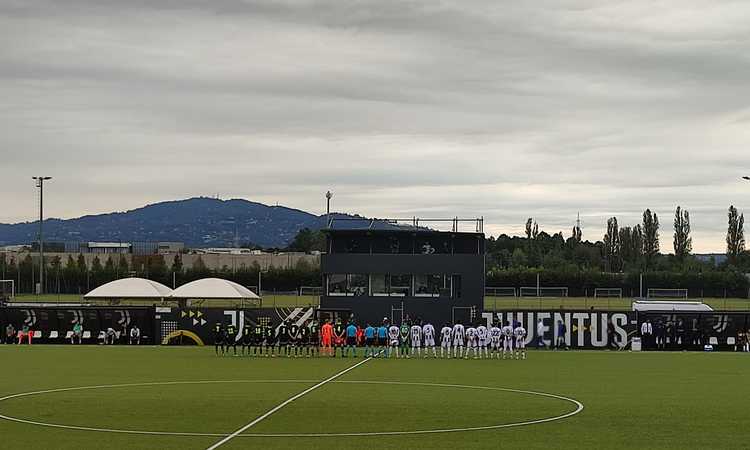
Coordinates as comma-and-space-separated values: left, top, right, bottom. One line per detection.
326, 191, 333, 228
32, 176, 52, 295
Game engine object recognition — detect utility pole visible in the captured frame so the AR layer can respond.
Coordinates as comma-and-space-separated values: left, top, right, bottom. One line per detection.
32, 176, 52, 295
326, 191, 333, 228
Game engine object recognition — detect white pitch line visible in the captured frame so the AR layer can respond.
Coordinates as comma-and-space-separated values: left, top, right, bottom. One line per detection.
205, 356, 375, 450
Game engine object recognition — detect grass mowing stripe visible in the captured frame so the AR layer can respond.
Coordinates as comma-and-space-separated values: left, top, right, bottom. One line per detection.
205, 355, 376, 449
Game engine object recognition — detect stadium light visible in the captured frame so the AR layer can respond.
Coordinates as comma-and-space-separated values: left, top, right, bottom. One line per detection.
32, 176, 52, 296
326, 191, 333, 228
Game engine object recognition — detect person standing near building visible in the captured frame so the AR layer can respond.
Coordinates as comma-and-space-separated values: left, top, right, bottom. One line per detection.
321, 318, 334, 357
72, 322, 83, 345
440, 322, 452, 358
536, 318, 546, 349
654, 319, 666, 350
388, 321, 401, 358
399, 321, 410, 358
345, 320, 358, 358
514, 322, 527, 360
452, 321, 465, 359
502, 321, 514, 359
377, 319, 389, 357
5, 323, 15, 344
333, 318, 346, 358
556, 320, 567, 350
308, 319, 320, 358
422, 321, 437, 358
410, 321, 423, 358
476, 322, 489, 359
364, 323, 375, 357
490, 322, 502, 358
640, 319, 653, 351
264, 320, 276, 357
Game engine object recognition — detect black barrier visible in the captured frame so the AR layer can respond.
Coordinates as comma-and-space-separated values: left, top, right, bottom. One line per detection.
154, 306, 316, 345
485, 311, 750, 351
2, 306, 748, 351
0, 307, 155, 345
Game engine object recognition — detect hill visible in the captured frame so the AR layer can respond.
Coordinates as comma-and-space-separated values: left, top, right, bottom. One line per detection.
0, 197, 334, 248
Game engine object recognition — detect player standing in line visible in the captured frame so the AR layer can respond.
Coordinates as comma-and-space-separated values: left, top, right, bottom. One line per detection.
289, 321, 300, 357
440, 322, 452, 358
364, 322, 376, 357
333, 318, 346, 358
264, 320, 276, 357
321, 318, 334, 357
502, 321, 514, 359
242, 323, 252, 356
422, 321, 437, 358
388, 321, 401, 358
399, 321, 411, 358
226, 323, 238, 356
309, 319, 320, 357
277, 320, 289, 357
452, 321, 465, 359
299, 322, 310, 357
213, 322, 225, 356
465, 324, 478, 359
476, 322, 489, 359
377, 320, 389, 357
252, 321, 264, 357
490, 322, 502, 359
345, 320, 358, 358
514, 322, 527, 360
410, 321, 423, 358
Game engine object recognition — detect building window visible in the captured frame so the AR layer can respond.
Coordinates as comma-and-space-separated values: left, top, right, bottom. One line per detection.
415, 274, 449, 297
327, 274, 368, 296
371, 274, 388, 296
390, 274, 411, 296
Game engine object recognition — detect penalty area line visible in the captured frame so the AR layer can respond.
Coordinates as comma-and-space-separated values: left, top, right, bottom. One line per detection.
205, 355, 375, 450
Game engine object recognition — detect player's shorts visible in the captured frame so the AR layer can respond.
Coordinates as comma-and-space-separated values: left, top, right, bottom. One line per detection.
389, 338, 399, 346
335, 336, 345, 346
516, 338, 525, 349
278, 338, 289, 346
410, 339, 421, 348
467, 338, 477, 348
365, 337, 374, 346
424, 337, 435, 347
491, 337, 501, 349
346, 336, 356, 346
440, 338, 451, 348
453, 337, 464, 347
321, 336, 332, 346
478, 338, 488, 347
243, 336, 252, 346
214, 336, 224, 345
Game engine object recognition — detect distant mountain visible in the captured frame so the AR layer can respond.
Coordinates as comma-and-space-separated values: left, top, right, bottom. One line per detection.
0, 197, 377, 249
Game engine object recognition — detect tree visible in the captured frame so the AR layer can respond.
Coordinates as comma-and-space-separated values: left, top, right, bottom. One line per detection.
642, 209, 660, 268
287, 228, 326, 253
727, 205, 745, 265
619, 226, 643, 267
525, 218, 539, 241
673, 206, 692, 261
571, 222, 582, 243
603, 217, 621, 272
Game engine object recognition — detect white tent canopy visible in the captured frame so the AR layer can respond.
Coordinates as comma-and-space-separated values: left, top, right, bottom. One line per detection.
170, 278, 260, 299
84, 278, 173, 299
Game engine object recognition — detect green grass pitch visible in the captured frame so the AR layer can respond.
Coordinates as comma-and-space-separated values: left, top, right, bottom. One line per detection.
0, 345, 748, 449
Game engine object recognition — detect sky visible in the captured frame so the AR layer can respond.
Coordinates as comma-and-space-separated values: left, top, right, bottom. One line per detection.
1, 0, 749, 252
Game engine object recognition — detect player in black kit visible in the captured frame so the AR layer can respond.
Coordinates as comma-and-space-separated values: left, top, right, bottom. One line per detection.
289, 322, 301, 358
226, 323, 237, 356
265, 321, 276, 357
252, 321, 265, 356
213, 322, 225, 356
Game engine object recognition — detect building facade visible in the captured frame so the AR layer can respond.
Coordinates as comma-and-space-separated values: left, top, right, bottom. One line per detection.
320, 227, 485, 325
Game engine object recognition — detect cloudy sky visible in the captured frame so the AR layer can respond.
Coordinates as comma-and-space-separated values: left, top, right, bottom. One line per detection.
1, 0, 749, 252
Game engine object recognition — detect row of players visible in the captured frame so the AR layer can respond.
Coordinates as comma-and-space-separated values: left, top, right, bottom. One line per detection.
213, 318, 528, 360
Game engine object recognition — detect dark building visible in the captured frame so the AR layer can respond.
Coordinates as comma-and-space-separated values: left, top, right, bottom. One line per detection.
320, 220, 485, 326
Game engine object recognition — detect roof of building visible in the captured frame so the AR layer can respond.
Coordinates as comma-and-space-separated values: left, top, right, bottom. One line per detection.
170, 278, 260, 299
84, 277, 172, 299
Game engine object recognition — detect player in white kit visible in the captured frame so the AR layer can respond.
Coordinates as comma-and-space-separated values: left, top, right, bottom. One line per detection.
440, 323, 452, 358
476, 323, 489, 359
501, 321, 514, 359
410, 322, 423, 357
388, 324, 400, 358
465, 326, 478, 359
490, 322, 502, 359
422, 321, 437, 358
514, 323, 527, 360
452, 322, 465, 358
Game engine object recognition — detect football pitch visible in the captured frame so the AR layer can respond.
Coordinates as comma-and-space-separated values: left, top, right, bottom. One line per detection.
0, 346, 748, 449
